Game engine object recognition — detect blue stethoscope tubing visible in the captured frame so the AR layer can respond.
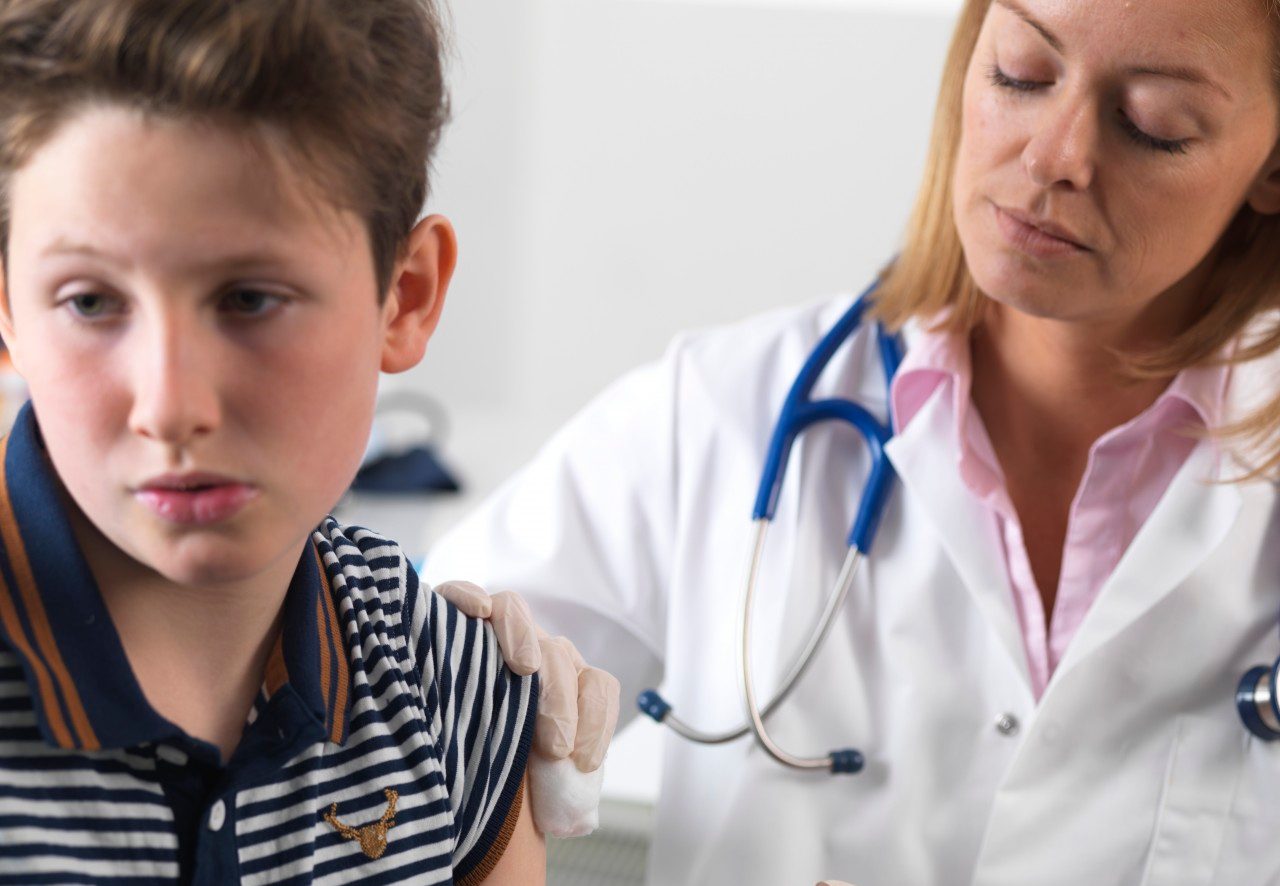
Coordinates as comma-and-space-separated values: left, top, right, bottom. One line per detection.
638, 287, 904, 774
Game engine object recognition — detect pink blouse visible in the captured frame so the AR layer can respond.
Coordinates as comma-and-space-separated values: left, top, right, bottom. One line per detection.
889, 326, 1228, 699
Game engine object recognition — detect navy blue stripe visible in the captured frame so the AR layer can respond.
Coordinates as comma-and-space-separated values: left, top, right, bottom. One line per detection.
0, 813, 171, 832
0, 842, 174, 862
0, 785, 166, 804
0, 753, 160, 776
0, 875, 173, 885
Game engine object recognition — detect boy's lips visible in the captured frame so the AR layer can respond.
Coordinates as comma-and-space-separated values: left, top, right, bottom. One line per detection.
135, 472, 259, 526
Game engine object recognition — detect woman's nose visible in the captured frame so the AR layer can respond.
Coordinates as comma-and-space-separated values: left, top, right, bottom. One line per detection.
1022, 93, 1098, 192
126, 320, 221, 448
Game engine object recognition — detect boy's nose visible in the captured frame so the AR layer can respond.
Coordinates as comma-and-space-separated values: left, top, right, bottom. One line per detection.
126, 323, 222, 448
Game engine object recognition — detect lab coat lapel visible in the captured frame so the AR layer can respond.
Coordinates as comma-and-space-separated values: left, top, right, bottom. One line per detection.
885, 386, 1031, 691
1054, 439, 1243, 679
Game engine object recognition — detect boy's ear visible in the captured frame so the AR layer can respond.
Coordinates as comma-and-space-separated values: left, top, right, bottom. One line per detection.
380, 214, 457, 374
1247, 140, 1280, 215
0, 262, 18, 376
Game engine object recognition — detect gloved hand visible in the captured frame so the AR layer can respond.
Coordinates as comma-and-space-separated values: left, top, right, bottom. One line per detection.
435, 581, 622, 835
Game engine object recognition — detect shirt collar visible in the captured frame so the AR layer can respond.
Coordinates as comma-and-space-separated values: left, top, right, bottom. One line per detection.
888, 318, 1231, 505
0, 401, 351, 752
890, 319, 1231, 439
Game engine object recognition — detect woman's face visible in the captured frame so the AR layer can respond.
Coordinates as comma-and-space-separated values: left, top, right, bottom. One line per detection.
952, 0, 1280, 340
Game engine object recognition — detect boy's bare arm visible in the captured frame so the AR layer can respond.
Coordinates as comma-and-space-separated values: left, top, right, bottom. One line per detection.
479, 774, 545, 885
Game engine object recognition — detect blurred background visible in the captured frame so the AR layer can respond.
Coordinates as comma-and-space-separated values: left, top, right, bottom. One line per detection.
340, 0, 965, 880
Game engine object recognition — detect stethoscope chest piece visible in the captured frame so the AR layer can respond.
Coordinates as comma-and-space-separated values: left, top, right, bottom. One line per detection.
1237, 658, 1280, 740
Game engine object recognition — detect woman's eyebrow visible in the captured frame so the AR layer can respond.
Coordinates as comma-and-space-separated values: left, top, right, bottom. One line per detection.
994, 0, 1062, 53
994, 0, 1232, 101
1128, 64, 1233, 101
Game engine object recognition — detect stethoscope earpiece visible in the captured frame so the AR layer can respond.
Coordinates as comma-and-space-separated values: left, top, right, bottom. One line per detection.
1236, 661, 1280, 741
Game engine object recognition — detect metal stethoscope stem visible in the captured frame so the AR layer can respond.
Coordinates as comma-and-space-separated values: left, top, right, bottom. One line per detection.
642, 526, 863, 750
740, 520, 864, 772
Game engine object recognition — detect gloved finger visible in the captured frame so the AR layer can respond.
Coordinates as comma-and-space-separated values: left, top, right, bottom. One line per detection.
571, 665, 621, 773
488, 591, 542, 676
534, 636, 581, 760
434, 580, 493, 619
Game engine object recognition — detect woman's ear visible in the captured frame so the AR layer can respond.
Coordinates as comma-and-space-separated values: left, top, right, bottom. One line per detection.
379, 214, 458, 374
1247, 141, 1280, 215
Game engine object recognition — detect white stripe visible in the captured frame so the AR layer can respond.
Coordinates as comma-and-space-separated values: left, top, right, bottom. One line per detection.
2, 825, 177, 850
6, 852, 178, 878
0, 764, 164, 789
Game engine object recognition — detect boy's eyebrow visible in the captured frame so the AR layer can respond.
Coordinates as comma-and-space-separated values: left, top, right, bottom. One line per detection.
41, 239, 120, 262
40, 237, 292, 271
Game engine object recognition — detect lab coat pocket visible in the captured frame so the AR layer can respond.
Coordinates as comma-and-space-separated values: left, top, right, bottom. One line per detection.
1210, 738, 1280, 886
1141, 715, 1245, 886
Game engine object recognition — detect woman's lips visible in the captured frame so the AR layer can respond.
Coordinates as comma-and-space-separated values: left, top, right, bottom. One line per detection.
136, 484, 259, 525
993, 204, 1090, 258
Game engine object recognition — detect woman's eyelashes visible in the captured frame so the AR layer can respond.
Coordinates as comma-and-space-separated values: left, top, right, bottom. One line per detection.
985, 64, 1193, 155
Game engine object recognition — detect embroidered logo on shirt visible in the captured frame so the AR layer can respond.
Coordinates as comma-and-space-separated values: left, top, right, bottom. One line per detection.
324, 788, 398, 859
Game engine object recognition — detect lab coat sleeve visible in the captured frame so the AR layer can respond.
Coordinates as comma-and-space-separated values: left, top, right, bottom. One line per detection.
424, 341, 688, 729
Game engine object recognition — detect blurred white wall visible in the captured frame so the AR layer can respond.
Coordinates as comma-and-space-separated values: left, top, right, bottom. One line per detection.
349, 0, 961, 804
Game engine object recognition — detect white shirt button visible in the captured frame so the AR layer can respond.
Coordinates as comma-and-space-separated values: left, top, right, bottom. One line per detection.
208, 799, 226, 832
995, 713, 1020, 736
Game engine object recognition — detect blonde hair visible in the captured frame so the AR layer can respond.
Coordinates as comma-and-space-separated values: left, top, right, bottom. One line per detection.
873, 0, 1280, 477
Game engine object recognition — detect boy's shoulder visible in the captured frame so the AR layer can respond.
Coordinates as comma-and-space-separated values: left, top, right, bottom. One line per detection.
308, 516, 479, 667
311, 516, 414, 604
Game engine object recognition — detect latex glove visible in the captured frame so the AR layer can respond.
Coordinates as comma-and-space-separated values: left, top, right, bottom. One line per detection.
434, 581, 622, 832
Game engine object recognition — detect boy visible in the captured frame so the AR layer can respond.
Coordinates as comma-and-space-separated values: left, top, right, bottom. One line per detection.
0, 0, 544, 882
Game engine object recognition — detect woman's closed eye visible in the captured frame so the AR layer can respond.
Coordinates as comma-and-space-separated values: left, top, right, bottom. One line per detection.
986, 64, 1193, 155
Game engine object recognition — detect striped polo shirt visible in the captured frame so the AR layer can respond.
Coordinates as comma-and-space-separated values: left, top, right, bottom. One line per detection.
0, 404, 538, 885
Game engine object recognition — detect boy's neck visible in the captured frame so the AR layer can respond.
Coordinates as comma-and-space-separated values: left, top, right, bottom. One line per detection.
65, 500, 301, 764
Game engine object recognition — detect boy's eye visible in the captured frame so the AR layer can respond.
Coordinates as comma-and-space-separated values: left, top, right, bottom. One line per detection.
65, 293, 122, 318
221, 288, 284, 316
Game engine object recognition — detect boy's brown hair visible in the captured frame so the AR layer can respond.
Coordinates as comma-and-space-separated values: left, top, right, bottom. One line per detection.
0, 0, 449, 299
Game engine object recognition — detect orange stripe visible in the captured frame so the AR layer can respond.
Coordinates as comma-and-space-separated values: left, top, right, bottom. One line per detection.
313, 545, 349, 743
0, 437, 97, 750
314, 592, 332, 728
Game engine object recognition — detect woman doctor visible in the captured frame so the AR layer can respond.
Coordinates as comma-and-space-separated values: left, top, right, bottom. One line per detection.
429, 0, 1280, 882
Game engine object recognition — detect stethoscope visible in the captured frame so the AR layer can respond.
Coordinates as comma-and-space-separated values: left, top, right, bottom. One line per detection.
1237, 658, 1280, 740
637, 289, 903, 774
633, 286, 1280, 771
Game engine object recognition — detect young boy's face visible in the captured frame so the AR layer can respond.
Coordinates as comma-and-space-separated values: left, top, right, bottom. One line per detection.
0, 104, 443, 588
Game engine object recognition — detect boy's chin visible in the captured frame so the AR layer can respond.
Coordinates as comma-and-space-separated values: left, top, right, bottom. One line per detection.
140, 533, 306, 590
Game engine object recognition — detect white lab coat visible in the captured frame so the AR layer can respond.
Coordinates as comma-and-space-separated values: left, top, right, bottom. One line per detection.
425, 293, 1280, 886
